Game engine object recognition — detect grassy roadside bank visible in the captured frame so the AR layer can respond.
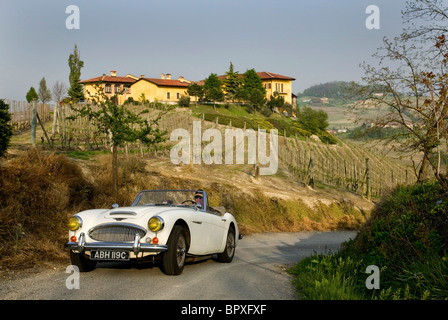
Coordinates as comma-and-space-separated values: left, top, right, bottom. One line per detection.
289, 181, 448, 300
0, 148, 370, 274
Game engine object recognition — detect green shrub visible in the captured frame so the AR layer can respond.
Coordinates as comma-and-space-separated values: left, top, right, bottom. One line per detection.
178, 95, 190, 107
317, 130, 338, 144
290, 181, 448, 300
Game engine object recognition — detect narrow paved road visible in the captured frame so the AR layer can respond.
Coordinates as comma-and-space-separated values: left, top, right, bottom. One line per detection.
0, 231, 356, 300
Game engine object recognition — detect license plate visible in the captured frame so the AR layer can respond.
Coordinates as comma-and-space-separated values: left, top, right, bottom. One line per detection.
90, 250, 130, 261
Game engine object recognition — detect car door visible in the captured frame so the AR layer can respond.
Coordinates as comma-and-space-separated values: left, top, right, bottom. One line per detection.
188, 209, 227, 254
200, 210, 227, 253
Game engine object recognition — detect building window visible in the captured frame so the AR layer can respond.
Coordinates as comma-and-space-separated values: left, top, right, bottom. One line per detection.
167, 92, 171, 99
105, 84, 112, 93
114, 84, 121, 93
176, 92, 180, 99
265, 83, 271, 90
123, 85, 130, 93
275, 83, 284, 93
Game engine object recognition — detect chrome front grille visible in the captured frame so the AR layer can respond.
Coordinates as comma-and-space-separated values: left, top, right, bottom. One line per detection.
89, 224, 147, 242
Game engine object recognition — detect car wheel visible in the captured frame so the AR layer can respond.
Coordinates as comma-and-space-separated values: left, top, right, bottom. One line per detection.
216, 228, 235, 263
70, 251, 97, 272
162, 225, 187, 275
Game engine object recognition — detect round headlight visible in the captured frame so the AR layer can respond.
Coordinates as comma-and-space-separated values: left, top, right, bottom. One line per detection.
68, 216, 82, 231
148, 216, 164, 232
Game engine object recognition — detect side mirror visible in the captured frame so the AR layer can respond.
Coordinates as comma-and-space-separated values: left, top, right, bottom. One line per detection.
112, 203, 119, 208
194, 203, 202, 211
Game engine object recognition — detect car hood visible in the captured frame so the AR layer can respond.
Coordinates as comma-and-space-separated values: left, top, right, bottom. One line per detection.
104, 205, 188, 219
76, 205, 194, 224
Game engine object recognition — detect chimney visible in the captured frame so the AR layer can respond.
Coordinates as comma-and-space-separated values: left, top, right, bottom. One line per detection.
111, 70, 117, 77
161, 73, 165, 79
178, 76, 184, 82
166, 73, 171, 80
140, 75, 145, 78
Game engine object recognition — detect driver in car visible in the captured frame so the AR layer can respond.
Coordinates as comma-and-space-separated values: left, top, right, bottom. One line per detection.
194, 190, 204, 207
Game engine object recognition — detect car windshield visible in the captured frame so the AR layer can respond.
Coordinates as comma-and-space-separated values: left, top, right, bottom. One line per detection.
132, 190, 206, 209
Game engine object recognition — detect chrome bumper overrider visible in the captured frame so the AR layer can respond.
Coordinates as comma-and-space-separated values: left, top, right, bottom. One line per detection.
64, 232, 168, 255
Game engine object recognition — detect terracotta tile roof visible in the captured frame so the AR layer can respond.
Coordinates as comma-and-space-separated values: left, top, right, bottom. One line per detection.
215, 71, 295, 82
139, 78, 190, 87
256, 71, 295, 81
80, 75, 137, 84
80, 71, 295, 87
194, 80, 206, 86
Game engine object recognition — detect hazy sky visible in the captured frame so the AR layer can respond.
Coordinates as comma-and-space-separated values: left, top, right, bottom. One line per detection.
1, 0, 408, 101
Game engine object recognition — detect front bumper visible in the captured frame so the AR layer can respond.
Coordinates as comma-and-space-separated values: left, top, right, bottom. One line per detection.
64, 232, 168, 255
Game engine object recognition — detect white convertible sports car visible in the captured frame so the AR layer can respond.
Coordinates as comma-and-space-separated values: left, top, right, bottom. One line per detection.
65, 189, 240, 275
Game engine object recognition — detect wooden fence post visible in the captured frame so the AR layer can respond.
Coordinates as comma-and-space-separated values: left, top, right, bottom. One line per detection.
353, 165, 358, 192
344, 160, 348, 188
31, 100, 37, 146
308, 151, 314, 188
391, 170, 394, 186
366, 158, 371, 200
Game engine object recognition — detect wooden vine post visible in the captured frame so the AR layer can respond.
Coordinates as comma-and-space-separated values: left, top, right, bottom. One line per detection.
366, 158, 371, 200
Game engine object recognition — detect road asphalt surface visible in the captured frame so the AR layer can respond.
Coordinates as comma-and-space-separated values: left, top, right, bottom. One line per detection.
0, 231, 356, 300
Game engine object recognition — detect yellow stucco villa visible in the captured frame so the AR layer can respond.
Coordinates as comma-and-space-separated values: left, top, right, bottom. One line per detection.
80, 70, 295, 105
79, 71, 138, 105
130, 73, 193, 103
257, 71, 296, 105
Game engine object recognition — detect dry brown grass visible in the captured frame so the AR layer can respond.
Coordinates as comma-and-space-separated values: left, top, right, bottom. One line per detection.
0, 148, 96, 270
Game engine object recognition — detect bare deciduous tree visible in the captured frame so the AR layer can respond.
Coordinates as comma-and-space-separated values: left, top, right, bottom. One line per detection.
350, 0, 448, 188
402, 0, 448, 42
51, 80, 67, 137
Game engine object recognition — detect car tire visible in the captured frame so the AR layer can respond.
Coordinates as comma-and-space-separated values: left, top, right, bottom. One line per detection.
70, 251, 97, 272
161, 225, 187, 275
216, 228, 235, 263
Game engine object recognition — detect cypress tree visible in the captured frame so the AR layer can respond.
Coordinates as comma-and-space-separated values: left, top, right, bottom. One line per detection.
67, 44, 84, 101
223, 62, 241, 101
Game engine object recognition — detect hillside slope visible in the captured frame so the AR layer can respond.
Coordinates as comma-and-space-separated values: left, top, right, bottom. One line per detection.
73, 150, 375, 235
